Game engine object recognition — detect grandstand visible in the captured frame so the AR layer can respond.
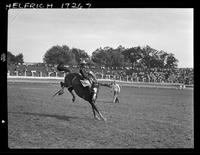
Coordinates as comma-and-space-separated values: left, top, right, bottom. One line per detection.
7, 62, 194, 87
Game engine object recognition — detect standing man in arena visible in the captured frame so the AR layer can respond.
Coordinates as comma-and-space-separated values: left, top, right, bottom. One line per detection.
110, 80, 120, 103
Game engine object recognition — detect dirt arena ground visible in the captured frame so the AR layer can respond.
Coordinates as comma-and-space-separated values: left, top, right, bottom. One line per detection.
7, 80, 193, 148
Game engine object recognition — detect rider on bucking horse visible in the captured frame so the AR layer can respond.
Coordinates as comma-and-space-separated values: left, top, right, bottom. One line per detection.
57, 60, 98, 102
79, 60, 98, 101
79, 60, 94, 84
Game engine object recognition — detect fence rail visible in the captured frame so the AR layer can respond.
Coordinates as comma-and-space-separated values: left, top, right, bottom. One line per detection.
7, 75, 193, 89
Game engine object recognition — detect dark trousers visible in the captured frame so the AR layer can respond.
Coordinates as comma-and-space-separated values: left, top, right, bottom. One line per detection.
113, 91, 119, 103
80, 69, 88, 80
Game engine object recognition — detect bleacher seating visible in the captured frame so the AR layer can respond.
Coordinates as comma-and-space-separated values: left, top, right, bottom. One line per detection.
7, 63, 193, 85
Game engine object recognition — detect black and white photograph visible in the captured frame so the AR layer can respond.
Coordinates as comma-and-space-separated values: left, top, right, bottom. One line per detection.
6, 6, 193, 149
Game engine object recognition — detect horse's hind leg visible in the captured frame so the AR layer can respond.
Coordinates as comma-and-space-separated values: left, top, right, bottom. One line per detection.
90, 102, 106, 121
68, 87, 75, 102
90, 104, 100, 120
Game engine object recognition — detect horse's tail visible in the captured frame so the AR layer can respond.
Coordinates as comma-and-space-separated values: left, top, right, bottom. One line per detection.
57, 64, 71, 73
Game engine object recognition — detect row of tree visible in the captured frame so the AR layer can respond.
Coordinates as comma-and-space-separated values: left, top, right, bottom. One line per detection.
43, 45, 89, 65
7, 51, 24, 65
43, 45, 178, 69
7, 44, 178, 69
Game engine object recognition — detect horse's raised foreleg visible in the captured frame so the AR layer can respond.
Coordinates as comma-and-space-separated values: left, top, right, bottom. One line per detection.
68, 87, 75, 102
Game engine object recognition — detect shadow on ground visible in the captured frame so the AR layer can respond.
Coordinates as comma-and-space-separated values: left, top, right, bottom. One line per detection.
97, 100, 114, 104
8, 111, 83, 122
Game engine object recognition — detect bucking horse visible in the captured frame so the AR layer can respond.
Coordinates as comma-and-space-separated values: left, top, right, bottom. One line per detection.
53, 64, 107, 121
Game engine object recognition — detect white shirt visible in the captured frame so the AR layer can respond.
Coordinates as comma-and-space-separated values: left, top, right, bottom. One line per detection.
111, 83, 120, 92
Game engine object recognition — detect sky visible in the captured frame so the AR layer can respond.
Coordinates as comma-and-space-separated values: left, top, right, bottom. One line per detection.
8, 8, 193, 68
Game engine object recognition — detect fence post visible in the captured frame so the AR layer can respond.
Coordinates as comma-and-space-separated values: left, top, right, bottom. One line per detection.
7, 70, 10, 76
31, 70, 36, 77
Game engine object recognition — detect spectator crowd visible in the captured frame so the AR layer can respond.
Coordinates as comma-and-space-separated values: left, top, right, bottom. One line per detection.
7, 63, 193, 85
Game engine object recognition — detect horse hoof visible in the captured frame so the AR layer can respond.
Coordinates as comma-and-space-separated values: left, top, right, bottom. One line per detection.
72, 98, 75, 102
102, 117, 107, 122
94, 116, 101, 120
